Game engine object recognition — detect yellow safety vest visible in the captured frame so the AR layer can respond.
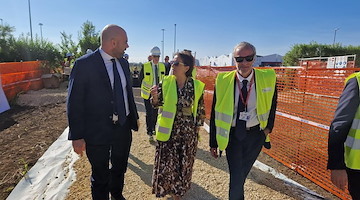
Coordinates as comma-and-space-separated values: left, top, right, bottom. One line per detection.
156, 75, 205, 142
214, 69, 276, 151
344, 72, 360, 170
141, 62, 166, 99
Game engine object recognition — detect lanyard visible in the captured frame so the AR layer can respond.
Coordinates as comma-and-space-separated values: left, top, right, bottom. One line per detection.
235, 72, 254, 111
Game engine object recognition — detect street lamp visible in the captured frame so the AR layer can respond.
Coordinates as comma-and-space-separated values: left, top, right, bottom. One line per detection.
173, 24, 177, 56
39, 23, 43, 42
161, 29, 165, 62
28, 0, 33, 41
333, 28, 340, 45
0, 18, 3, 26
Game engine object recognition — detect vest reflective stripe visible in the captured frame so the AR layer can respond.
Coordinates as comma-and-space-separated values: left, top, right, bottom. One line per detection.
141, 62, 166, 99
161, 111, 175, 119
214, 69, 276, 151
344, 72, 360, 169
351, 118, 360, 130
215, 111, 233, 124
345, 135, 360, 150
156, 76, 205, 142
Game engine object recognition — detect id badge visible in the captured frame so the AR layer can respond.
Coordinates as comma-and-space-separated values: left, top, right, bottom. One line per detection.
239, 112, 250, 121
112, 114, 119, 124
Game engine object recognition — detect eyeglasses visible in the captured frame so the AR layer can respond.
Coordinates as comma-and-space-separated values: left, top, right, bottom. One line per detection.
171, 61, 187, 66
234, 54, 255, 62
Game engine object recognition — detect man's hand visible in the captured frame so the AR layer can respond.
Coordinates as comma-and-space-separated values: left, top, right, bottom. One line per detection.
263, 128, 270, 137
331, 169, 348, 190
210, 148, 218, 158
72, 139, 86, 156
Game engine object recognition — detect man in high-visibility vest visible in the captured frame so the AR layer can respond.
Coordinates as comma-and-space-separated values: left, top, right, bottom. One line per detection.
209, 42, 278, 200
140, 46, 166, 142
328, 72, 360, 199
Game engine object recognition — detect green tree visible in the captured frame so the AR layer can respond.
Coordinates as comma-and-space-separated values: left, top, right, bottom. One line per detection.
59, 31, 78, 57
283, 42, 360, 66
0, 23, 16, 62
78, 21, 100, 55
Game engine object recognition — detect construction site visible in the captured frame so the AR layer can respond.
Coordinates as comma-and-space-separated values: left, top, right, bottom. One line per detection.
0, 55, 358, 199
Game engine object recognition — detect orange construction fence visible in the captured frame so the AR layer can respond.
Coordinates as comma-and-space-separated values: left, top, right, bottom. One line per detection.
0, 61, 44, 101
196, 66, 358, 200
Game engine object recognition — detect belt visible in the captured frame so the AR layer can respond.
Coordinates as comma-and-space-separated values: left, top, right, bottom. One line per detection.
246, 124, 260, 131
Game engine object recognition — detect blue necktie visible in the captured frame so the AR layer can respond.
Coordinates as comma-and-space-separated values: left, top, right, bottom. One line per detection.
235, 80, 248, 140
111, 59, 126, 125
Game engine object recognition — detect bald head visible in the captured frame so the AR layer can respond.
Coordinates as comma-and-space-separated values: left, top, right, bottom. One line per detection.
100, 24, 128, 58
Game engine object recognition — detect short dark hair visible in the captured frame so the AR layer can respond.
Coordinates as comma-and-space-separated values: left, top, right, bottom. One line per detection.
175, 51, 194, 77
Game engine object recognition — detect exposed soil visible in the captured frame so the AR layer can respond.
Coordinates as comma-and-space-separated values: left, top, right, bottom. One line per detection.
0, 84, 68, 200
0, 85, 340, 200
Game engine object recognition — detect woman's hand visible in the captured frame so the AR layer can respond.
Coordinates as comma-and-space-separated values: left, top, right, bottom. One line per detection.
150, 85, 159, 104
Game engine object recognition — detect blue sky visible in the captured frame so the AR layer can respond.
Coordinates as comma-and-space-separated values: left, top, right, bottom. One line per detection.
1, 0, 360, 63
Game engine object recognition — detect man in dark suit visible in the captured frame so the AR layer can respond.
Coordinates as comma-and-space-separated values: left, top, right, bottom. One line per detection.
67, 24, 139, 200
209, 42, 277, 200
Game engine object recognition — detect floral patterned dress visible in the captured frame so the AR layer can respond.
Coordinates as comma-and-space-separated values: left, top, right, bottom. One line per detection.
151, 77, 205, 197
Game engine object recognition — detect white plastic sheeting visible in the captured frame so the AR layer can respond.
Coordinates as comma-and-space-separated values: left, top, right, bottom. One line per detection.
7, 127, 79, 200
0, 76, 10, 113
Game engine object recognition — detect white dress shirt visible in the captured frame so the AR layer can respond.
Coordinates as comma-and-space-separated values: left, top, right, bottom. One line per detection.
232, 70, 260, 128
99, 48, 129, 116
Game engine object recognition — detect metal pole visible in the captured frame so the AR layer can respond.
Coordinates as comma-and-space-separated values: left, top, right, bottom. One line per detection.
39, 23, 43, 42
333, 28, 339, 45
173, 24, 176, 56
28, 0, 33, 41
161, 29, 165, 62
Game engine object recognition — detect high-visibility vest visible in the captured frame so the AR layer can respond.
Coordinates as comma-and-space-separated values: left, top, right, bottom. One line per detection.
214, 69, 276, 151
344, 72, 360, 170
141, 62, 166, 99
155, 75, 205, 142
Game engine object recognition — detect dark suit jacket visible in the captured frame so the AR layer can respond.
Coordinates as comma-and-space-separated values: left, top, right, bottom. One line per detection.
209, 70, 278, 148
67, 49, 139, 145
328, 77, 359, 169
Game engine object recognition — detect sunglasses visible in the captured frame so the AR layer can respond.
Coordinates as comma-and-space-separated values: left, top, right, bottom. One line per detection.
152, 55, 160, 58
234, 54, 255, 62
171, 61, 187, 66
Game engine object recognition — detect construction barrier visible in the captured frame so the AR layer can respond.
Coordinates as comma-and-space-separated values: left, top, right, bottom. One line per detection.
196, 65, 358, 200
0, 61, 44, 101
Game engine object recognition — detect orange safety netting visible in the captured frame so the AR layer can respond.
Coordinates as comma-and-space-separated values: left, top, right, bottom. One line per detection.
196, 65, 357, 200
0, 61, 44, 101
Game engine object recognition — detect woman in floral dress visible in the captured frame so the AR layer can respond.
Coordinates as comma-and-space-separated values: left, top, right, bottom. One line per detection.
150, 51, 205, 200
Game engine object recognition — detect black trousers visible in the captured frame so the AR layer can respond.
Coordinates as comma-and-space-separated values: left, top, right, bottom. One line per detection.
226, 127, 266, 200
346, 168, 360, 200
86, 120, 132, 200
144, 98, 158, 135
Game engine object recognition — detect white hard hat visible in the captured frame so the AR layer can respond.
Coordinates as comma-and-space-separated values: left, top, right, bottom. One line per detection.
86, 49, 93, 54
66, 52, 73, 57
150, 46, 161, 56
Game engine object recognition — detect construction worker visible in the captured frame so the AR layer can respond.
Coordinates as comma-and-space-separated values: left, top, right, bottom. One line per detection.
328, 72, 360, 200
164, 55, 171, 75
209, 42, 277, 200
140, 46, 166, 142
63, 53, 74, 80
